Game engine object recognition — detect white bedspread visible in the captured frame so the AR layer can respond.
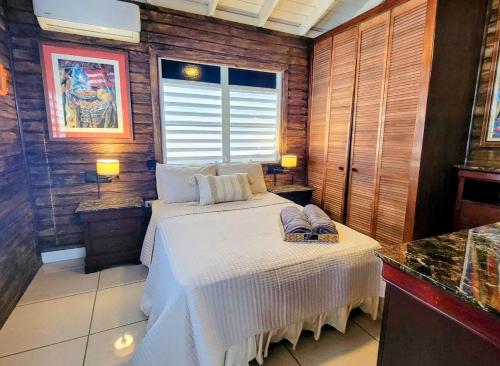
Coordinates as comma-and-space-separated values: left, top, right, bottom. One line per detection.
134, 193, 381, 366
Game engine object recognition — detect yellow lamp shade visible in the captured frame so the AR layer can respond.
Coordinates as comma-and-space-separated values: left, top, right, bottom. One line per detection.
96, 159, 120, 176
281, 154, 297, 168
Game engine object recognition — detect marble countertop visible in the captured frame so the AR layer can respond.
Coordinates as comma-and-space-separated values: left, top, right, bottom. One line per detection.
75, 197, 144, 213
377, 223, 500, 316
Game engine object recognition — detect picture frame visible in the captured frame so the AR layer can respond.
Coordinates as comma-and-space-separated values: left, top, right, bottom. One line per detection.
480, 16, 500, 147
40, 42, 133, 141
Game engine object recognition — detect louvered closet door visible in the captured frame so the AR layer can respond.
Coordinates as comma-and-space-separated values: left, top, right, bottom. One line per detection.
323, 28, 358, 222
308, 37, 332, 205
373, 0, 429, 245
345, 12, 390, 236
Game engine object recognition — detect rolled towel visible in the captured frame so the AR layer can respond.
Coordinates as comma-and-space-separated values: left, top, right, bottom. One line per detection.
303, 204, 337, 234
280, 206, 312, 234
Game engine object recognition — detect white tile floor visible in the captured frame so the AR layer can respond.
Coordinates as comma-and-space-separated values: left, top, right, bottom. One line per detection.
0, 260, 382, 366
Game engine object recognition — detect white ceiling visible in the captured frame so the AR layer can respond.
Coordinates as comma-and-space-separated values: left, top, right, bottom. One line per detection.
141, 0, 385, 38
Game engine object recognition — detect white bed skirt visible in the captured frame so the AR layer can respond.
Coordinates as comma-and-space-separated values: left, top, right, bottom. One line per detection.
223, 296, 380, 366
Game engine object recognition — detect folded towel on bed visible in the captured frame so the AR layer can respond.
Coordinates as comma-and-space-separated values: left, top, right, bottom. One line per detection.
280, 206, 312, 234
303, 204, 337, 234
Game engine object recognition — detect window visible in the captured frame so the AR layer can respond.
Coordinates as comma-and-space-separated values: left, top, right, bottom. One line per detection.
160, 59, 281, 165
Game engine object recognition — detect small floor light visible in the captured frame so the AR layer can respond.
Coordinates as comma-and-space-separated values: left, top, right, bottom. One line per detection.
96, 159, 120, 199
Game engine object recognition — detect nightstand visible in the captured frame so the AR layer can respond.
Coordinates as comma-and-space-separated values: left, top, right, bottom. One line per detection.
269, 185, 314, 206
76, 197, 145, 273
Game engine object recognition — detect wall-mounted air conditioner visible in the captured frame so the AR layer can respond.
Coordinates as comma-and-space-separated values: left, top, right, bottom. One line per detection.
33, 0, 141, 43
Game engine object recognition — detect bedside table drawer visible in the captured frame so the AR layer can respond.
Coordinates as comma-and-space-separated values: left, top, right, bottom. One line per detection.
88, 235, 141, 255
89, 217, 140, 239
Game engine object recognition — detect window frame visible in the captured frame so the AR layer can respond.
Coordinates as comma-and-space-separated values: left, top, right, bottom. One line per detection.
151, 52, 288, 165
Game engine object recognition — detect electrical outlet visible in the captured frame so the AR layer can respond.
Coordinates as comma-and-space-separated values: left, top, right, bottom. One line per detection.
144, 200, 153, 208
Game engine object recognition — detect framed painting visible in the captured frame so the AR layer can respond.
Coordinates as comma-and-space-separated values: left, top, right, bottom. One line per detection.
481, 16, 500, 147
40, 43, 133, 141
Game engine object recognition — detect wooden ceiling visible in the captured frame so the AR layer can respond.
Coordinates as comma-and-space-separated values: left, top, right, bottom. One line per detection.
140, 0, 384, 37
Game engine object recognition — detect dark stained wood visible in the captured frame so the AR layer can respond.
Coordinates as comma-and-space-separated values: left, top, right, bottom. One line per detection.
453, 168, 500, 230
378, 264, 500, 366
468, 0, 500, 166
4, 0, 310, 253
0, 0, 40, 328
412, 0, 489, 239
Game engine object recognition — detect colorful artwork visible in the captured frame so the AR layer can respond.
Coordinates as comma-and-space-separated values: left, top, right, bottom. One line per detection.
485, 62, 500, 143
40, 44, 132, 140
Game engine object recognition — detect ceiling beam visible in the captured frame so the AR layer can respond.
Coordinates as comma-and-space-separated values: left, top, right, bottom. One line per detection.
207, 0, 219, 16
298, 0, 337, 36
258, 0, 280, 27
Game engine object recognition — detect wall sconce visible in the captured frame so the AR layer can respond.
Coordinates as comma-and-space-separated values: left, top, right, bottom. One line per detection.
267, 154, 298, 186
0, 64, 8, 97
85, 159, 120, 199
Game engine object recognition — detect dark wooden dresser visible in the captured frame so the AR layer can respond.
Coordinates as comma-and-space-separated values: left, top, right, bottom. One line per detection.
376, 224, 500, 366
454, 165, 500, 230
76, 197, 145, 273
269, 185, 314, 206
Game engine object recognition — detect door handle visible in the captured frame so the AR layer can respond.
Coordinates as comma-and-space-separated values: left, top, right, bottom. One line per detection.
338, 166, 344, 171
351, 167, 358, 172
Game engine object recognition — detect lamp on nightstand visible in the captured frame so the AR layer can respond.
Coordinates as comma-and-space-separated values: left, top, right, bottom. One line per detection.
268, 154, 298, 186
94, 159, 120, 199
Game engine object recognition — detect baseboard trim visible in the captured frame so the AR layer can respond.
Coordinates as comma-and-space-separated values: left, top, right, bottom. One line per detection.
41, 247, 86, 263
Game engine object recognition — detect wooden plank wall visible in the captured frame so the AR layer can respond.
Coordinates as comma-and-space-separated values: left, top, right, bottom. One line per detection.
0, 0, 40, 327
5, 0, 310, 253
468, 0, 500, 168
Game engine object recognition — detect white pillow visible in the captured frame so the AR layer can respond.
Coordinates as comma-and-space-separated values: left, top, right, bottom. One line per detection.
192, 173, 253, 205
156, 163, 216, 203
216, 163, 267, 194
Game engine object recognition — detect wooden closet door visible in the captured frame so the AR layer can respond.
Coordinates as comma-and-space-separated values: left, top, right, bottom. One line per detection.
345, 12, 390, 236
308, 37, 333, 205
373, 0, 429, 245
323, 28, 358, 222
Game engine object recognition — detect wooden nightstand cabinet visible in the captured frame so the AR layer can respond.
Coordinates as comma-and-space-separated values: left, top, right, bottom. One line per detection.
76, 197, 145, 273
270, 185, 314, 206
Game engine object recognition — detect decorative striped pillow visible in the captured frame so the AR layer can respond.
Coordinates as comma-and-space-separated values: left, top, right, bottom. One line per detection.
192, 173, 253, 205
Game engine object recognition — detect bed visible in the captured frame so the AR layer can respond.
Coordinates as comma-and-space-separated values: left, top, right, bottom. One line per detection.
134, 193, 381, 366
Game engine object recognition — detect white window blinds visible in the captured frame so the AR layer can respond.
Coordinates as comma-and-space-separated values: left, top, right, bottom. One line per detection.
160, 60, 281, 165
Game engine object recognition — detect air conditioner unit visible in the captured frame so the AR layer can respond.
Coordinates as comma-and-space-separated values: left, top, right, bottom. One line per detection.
33, 0, 141, 43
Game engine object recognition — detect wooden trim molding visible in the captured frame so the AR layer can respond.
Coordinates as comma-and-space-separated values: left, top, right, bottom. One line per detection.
403, 0, 437, 242
149, 46, 290, 164
480, 6, 500, 147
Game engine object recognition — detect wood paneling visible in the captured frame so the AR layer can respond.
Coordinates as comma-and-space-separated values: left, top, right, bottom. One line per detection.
346, 12, 390, 236
0, 0, 40, 327
308, 36, 332, 205
373, 0, 428, 245
467, 0, 500, 168
323, 28, 357, 222
5, 0, 310, 252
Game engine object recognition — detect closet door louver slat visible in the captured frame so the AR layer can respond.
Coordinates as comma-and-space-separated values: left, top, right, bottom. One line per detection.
323, 28, 358, 222
308, 37, 333, 205
373, 0, 428, 246
345, 13, 390, 236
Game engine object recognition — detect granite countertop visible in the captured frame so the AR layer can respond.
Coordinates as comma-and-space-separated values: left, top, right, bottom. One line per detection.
269, 185, 314, 194
75, 197, 144, 213
455, 164, 500, 174
377, 223, 500, 316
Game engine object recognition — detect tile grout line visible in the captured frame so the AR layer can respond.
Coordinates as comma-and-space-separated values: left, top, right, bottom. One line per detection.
284, 343, 303, 366
351, 318, 379, 343
16, 279, 146, 308
0, 335, 88, 360
82, 271, 101, 366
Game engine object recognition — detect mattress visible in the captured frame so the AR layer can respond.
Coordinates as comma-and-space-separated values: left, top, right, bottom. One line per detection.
135, 193, 381, 366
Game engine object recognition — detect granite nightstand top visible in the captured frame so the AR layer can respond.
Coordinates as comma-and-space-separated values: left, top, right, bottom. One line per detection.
377, 223, 500, 316
269, 185, 314, 194
454, 164, 500, 174
75, 197, 144, 213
